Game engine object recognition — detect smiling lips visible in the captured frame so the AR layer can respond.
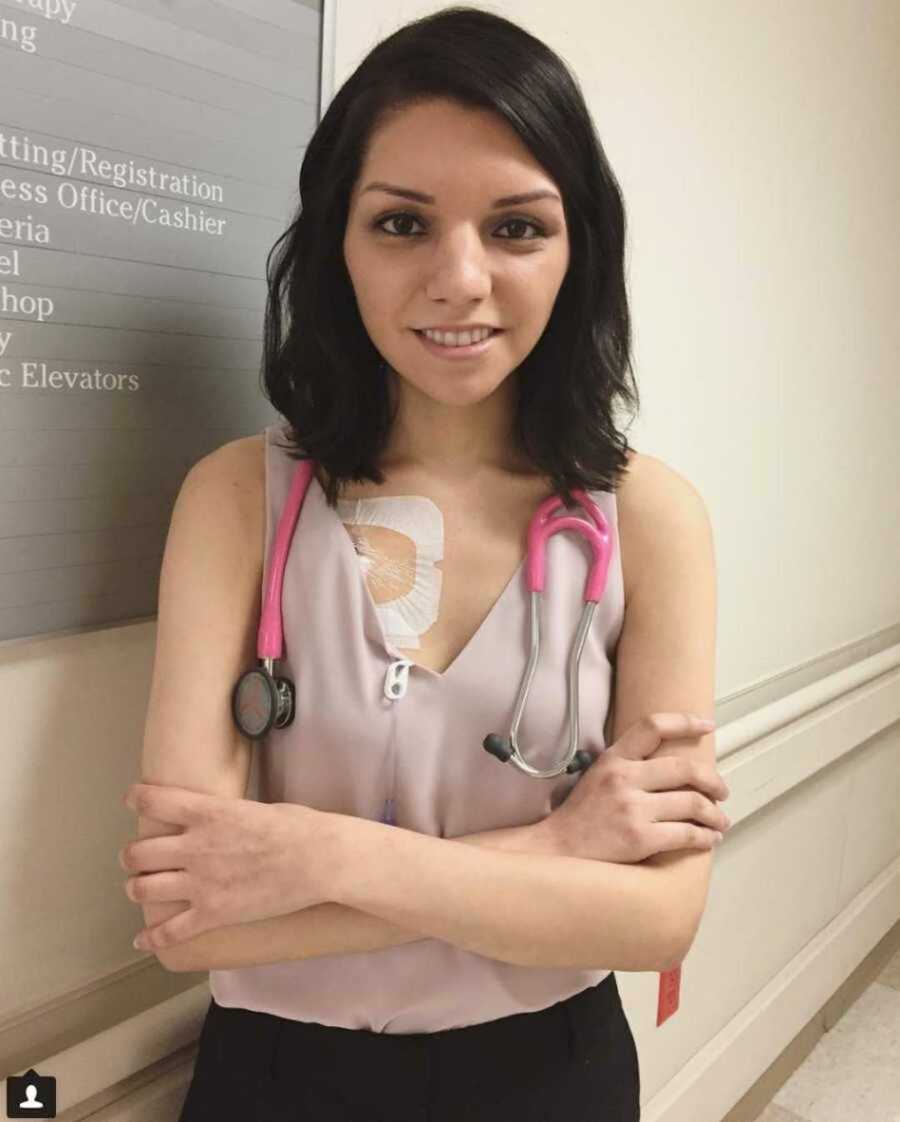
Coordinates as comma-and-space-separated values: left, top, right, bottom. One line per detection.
416, 326, 500, 347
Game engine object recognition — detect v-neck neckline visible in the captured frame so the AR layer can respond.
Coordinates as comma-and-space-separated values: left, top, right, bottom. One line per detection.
310, 470, 527, 683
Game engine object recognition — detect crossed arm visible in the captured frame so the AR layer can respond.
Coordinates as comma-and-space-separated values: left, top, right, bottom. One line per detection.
146, 809, 684, 975
137, 450, 716, 978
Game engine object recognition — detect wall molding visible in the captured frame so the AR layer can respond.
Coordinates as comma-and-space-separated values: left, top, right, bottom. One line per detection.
715, 644, 900, 831
2, 640, 897, 1117
644, 854, 900, 1122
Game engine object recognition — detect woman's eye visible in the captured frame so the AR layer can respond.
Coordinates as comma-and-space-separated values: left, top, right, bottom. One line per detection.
372, 213, 546, 240
495, 217, 546, 240
375, 213, 425, 237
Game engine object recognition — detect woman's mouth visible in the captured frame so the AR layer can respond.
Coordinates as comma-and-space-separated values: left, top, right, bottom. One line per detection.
412, 327, 503, 359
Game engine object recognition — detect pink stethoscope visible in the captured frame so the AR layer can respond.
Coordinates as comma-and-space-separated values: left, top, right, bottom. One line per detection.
232, 458, 613, 779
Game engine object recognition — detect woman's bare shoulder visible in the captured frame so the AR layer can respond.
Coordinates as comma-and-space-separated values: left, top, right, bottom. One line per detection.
197, 432, 265, 490
201, 431, 265, 478
189, 432, 266, 565
617, 449, 703, 509
615, 449, 708, 606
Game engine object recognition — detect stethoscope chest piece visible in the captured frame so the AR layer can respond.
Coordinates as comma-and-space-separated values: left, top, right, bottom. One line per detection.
232, 658, 296, 740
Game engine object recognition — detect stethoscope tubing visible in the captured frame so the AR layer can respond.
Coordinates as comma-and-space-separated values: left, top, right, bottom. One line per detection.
483, 490, 612, 778
258, 458, 317, 662
233, 461, 613, 780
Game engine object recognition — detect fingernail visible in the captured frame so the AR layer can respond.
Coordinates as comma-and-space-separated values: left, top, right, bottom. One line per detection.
713, 832, 724, 844
133, 935, 144, 950
698, 718, 716, 729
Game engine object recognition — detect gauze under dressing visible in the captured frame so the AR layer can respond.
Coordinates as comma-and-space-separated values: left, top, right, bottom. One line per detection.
334, 494, 444, 650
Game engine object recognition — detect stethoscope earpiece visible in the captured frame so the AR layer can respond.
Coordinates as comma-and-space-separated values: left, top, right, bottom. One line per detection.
482, 734, 593, 775
567, 750, 594, 774
482, 733, 513, 762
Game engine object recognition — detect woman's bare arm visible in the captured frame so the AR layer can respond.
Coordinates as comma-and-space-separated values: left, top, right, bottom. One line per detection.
153, 818, 558, 973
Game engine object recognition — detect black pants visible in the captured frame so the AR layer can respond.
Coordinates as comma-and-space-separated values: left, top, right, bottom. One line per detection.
177, 972, 640, 1121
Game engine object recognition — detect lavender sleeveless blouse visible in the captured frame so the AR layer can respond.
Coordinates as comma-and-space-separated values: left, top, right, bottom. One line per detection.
209, 420, 625, 1034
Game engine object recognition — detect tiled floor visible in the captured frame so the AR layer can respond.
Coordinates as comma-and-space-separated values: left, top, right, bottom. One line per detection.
754, 945, 900, 1122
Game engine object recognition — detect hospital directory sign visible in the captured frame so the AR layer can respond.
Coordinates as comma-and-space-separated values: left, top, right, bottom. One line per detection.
0, 0, 322, 641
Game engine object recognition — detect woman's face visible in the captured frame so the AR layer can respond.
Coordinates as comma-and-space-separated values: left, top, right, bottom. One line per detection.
343, 98, 570, 410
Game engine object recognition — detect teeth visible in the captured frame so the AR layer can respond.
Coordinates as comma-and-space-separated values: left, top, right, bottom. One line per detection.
422, 326, 494, 346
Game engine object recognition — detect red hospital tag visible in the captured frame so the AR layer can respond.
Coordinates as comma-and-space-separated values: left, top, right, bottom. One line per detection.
656, 966, 681, 1026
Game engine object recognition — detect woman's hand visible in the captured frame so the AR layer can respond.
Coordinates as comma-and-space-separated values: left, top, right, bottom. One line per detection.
119, 784, 333, 954
536, 712, 731, 864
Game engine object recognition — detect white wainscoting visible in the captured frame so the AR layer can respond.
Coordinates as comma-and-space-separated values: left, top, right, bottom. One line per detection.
3, 645, 898, 1121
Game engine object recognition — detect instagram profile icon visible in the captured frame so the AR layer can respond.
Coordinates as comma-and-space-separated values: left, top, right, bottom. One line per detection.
6, 1068, 56, 1117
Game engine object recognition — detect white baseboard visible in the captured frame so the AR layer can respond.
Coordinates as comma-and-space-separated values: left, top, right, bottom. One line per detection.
641, 853, 900, 1121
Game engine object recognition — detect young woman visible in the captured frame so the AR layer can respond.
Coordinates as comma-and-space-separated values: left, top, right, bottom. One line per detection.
120, 8, 730, 1119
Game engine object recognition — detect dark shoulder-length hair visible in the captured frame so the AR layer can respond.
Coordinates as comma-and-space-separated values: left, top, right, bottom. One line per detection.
262, 4, 639, 508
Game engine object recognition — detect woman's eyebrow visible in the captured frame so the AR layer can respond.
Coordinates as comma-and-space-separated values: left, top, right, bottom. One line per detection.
360, 181, 561, 208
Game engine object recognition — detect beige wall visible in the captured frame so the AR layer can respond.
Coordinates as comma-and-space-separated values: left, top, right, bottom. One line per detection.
1, 2, 897, 1118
